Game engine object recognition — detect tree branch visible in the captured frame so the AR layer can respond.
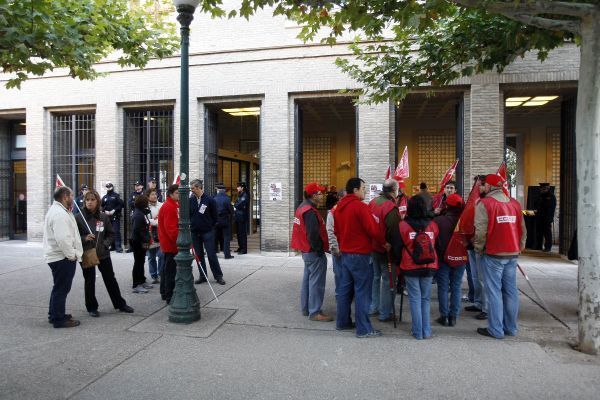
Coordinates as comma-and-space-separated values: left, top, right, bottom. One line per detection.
450, 0, 597, 18
506, 13, 581, 34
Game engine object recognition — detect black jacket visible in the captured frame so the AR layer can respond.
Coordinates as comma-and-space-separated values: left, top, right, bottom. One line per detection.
101, 190, 124, 220
214, 192, 233, 227
190, 194, 218, 234
75, 208, 114, 260
129, 190, 144, 210
535, 191, 556, 223
130, 208, 151, 244
234, 190, 249, 222
433, 208, 462, 260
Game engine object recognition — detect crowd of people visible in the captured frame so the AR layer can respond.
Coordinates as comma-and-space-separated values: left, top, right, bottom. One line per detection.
42, 179, 250, 328
292, 174, 526, 339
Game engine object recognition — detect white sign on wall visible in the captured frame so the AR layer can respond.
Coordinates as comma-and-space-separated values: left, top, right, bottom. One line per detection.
369, 184, 382, 202
269, 182, 282, 201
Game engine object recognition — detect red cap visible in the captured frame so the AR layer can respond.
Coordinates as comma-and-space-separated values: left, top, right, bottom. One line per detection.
304, 183, 326, 196
393, 176, 406, 188
446, 193, 463, 208
485, 174, 505, 187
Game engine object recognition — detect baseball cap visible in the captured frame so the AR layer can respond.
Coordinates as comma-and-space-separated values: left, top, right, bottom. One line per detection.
446, 193, 463, 208
485, 174, 505, 187
304, 183, 326, 196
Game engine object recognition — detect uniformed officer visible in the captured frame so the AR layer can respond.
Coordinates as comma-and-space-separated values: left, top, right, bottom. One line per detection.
129, 181, 144, 210
147, 177, 164, 202
234, 181, 249, 254
214, 182, 234, 259
535, 183, 556, 252
101, 182, 124, 252
74, 184, 89, 214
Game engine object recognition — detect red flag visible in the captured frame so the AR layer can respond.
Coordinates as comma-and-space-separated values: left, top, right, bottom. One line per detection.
394, 146, 410, 179
173, 174, 180, 185
457, 178, 483, 236
384, 165, 392, 180
496, 161, 510, 197
55, 174, 65, 188
437, 159, 459, 194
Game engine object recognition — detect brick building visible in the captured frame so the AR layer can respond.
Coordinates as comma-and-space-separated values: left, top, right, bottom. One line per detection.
0, 8, 578, 254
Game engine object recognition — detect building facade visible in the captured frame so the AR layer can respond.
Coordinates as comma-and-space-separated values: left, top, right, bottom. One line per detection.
0, 7, 579, 254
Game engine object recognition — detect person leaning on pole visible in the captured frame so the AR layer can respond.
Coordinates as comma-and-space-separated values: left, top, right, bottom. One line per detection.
291, 182, 333, 322
474, 174, 527, 339
44, 186, 83, 328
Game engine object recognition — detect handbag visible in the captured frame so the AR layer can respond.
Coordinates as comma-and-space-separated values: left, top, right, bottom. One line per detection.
82, 240, 100, 268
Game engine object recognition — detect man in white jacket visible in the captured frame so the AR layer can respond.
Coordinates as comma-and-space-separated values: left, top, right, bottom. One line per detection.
44, 186, 83, 328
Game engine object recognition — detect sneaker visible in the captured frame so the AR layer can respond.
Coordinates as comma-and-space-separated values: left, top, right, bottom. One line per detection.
151, 278, 160, 284
309, 312, 333, 322
356, 330, 382, 338
54, 319, 81, 329
132, 285, 148, 294
142, 282, 154, 289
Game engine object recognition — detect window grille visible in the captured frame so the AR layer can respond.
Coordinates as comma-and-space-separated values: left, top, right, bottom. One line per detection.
51, 113, 96, 191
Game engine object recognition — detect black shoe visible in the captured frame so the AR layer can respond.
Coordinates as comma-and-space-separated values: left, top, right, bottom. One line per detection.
224, 256, 235, 259
543, 248, 552, 253
119, 305, 134, 313
336, 322, 356, 331
195, 278, 207, 284
436, 316, 449, 326
235, 248, 241, 252
238, 251, 247, 255
88, 310, 100, 318
465, 305, 482, 312
216, 278, 226, 285
54, 319, 81, 328
448, 316, 456, 327
477, 327, 501, 339
302, 310, 309, 317
476, 312, 488, 320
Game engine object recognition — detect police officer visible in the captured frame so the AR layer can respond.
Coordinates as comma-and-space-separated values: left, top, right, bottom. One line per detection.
234, 181, 249, 254
214, 182, 234, 259
129, 181, 144, 211
535, 183, 556, 252
101, 182, 124, 252
74, 184, 89, 214
147, 177, 163, 202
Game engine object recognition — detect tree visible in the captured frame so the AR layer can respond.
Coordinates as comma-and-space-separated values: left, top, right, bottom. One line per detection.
0, 0, 179, 89
200, 0, 600, 354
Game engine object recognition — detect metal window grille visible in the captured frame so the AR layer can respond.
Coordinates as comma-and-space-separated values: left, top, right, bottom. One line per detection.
51, 113, 96, 191
123, 109, 174, 199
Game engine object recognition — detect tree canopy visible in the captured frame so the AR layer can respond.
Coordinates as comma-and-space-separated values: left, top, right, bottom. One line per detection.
0, 0, 179, 89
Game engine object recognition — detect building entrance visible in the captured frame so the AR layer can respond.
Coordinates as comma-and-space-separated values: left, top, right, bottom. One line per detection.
0, 117, 26, 240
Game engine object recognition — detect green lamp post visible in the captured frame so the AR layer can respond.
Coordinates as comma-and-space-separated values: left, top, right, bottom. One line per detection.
169, 0, 201, 324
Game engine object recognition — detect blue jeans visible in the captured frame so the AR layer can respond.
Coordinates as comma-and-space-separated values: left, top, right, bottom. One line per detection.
192, 230, 223, 279
337, 253, 374, 335
147, 247, 164, 279
405, 275, 433, 339
369, 252, 393, 320
465, 260, 474, 302
468, 250, 487, 312
48, 258, 76, 326
300, 252, 328, 317
482, 255, 519, 338
437, 263, 466, 317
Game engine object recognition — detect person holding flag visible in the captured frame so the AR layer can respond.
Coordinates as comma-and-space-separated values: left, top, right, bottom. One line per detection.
433, 159, 459, 215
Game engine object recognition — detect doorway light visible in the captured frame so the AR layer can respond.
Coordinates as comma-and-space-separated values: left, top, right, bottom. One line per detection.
222, 107, 260, 116
522, 100, 549, 106
506, 97, 531, 102
505, 101, 524, 107
531, 96, 559, 101
229, 111, 260, 116
505, 95, 558, 107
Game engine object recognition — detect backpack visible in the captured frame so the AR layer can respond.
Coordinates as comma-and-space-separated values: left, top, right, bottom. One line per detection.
403, 225, 436, 265
444, 231, 469, 267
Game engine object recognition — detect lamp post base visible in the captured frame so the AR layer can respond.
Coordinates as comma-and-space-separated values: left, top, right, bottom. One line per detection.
168, 249, 201, 324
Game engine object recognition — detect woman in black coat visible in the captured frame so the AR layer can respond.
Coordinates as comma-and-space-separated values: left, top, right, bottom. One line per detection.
130, 195, 152, 293
76, 190, 134, 317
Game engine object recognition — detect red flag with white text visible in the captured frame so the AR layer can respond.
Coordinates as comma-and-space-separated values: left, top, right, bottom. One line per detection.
55, 174, 65, 188
384, 165, 392, 180
394, 146, 410, 179
173, 174, 181, 185
496, 161, 510, 197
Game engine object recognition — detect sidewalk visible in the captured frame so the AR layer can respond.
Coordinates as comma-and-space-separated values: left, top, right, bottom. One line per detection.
0, 241, 598, 399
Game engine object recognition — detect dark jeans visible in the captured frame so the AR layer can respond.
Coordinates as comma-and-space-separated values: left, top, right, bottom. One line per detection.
192, 230, 223, 279
465, 260, 474, 303
48, 258, 76, 326
536, 219, 553, 251
337, 253, 374, 335
235, 219, 247, 252
130, 240, 147, 287
160, 252, 177, 303
111, 219, 122, 251
81, 257, 126, 312
215, 224, 232, 257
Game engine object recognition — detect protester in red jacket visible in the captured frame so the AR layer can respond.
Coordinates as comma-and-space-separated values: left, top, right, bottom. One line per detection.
334, 177, 383, 338
157, 184, 179, 304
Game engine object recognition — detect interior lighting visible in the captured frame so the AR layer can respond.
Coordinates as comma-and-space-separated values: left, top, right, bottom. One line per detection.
222, 107, 260, 113
505, 101, 523, 107
530, 96, 559, 101
522, 100, 549, 106
505, 97, 531, 102
229, 111, 260, 116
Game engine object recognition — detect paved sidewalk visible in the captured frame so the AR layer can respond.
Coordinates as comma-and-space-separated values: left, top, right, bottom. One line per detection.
0, 241, 598, 400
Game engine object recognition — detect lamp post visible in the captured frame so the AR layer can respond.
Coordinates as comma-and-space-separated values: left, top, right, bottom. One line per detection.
169, 0, 201, 324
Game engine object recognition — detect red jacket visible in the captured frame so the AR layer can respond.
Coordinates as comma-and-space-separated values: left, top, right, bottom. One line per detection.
291, 203, 329, 253
158, 197, 179, 253
334, 194, 381, 254
398, 220, 439, 273
480, 196, 523, 255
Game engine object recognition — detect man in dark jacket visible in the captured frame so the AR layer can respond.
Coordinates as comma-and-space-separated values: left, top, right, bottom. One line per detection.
73, 184, 89, 215
101, 182, 124, 252
190, 179, 225, 285
147, 177, 164, 202
291, 183, 332, 322
214, 183, 234, 259
234, 182, 249, 254
535, 183, 556, 252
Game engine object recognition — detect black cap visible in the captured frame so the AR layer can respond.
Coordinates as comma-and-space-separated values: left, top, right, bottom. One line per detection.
237, 182, 246, 188
135, 180, 143, 186
539, 182, 550, 187
215, 182, 226, 189
149, 177, 157, 182
105, 181, 113, 188
80, 184, 89, 190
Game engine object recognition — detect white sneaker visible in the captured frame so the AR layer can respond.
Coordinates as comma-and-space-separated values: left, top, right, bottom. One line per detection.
142, 282, 154, 289
132, 285, 148, 293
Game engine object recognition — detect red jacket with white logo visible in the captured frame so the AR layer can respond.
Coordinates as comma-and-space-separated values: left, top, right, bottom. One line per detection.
158, 197, 179, 254
398, 220, 439, 274
369, 196, 397, 254
291, 203, 329, 253
480, 196, 523, 255
334, 194, 381, 254
397, 194, 409, 219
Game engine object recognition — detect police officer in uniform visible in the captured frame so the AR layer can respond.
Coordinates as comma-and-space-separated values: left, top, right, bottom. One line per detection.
534, 183, 556, 252
101, 182, 124, 252
214, 182, 234, 259
129, 180, 144, 211
234, 182, 249, 254
147, 177, 163, 202
74, 184, 89, 214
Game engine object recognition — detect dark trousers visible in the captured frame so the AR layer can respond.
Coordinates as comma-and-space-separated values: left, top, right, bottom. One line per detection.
465, 260, 474, 303
81, 257, 126, 312
536, 219, 553, 251
111, 219, 122, 251
192, 230, 223, 279
337, 253, 374, 335
215, 224, 232, 257
48, 258, 76, 325
160, 252, 177, 303
130, 240, 147, 287
236, 219, 247, 252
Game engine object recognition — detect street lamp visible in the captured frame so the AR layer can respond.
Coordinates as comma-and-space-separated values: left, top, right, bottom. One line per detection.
169, 0, 201, 324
